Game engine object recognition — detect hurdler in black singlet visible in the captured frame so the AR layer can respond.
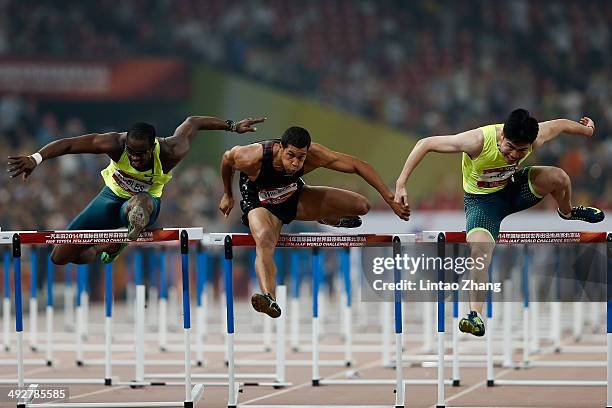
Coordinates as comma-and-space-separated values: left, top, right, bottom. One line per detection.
239, 139, 305, 226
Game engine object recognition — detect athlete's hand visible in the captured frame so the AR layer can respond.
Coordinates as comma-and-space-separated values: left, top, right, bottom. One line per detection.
394, 184, 409, 207
235, 117, 267, 134
388, 199, 410, 221
7, 155, 37, 180
579, 117, 595, 136
219, 193, 234, 218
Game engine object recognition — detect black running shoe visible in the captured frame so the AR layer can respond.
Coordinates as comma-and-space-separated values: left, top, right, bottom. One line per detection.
127, 205, 149, 240
557, 206, 605, 223
459, 311, 485, 337
251, 293, 281, 318
318, 216, 362, 229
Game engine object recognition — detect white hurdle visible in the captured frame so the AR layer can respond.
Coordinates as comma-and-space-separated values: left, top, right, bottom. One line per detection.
213, 232, 453, 408
431, 231, 610, 393
0, 228, 206, 408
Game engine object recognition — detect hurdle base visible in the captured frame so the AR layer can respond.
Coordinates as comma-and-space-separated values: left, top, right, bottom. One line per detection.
104, 378, 112, 386
46, 360, 52, 367
452, 379, 460, 387
76, 360, 83, 367
487, 380, 495, 387
273, 381, 286, 390
197, 360, 203, 367
312, 379, 320, 386
184, 402, 193, 408
129, 381, 146, 389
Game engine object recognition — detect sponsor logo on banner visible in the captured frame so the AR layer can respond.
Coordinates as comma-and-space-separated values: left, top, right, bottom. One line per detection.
258, 183, 298, 205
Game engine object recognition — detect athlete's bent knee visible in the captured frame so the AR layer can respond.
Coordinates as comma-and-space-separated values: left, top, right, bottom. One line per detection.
253, 229, 277, 249
51, 248, 70, 265
550, 168, 570, 190
355, 197, 371, 215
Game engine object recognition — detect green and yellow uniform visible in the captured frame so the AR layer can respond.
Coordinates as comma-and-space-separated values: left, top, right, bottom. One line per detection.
68, 139, 172, 230
462, 124, 542, 240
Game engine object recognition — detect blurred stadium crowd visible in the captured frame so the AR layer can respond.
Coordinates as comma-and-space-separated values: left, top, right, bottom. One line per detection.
0, 98, 228, 230
1, 0, 610, 231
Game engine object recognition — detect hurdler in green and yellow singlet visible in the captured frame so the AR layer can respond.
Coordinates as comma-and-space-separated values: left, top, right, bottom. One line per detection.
69, 139, 172, 231
462, 124, 542, 241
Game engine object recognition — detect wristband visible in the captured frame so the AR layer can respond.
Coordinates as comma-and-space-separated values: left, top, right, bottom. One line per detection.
30, 152, 43, 166
225, 119, 238, 132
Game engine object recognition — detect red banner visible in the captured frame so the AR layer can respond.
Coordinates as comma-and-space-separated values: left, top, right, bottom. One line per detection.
229, 233, 394, 248
443, 231, 607, 244
16, 229, 179, 245
0, 58, 189, 100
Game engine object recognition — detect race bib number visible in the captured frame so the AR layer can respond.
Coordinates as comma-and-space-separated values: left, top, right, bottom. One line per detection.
477, 165, 517, 188
112, 170, 152, 195
258, 183, 298, 205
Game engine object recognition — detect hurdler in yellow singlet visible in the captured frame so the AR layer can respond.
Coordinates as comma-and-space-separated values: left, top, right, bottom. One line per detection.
101, 139, 172, 198
462, 124, 532, 195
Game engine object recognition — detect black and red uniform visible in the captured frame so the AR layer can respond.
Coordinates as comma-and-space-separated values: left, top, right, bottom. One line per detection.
239, 139, 305, 226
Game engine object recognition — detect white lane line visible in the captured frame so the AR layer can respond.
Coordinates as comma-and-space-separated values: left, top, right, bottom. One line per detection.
240, 344, 428, 406
68, 385, 129, 401
240, 357, 384, 406
433, 367, 514, 408
437, 338, 584, 408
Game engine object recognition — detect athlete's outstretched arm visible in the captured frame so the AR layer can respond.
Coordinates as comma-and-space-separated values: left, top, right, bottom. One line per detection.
165, 115, 266, 162
394, 128, 483, 206
305, 143, 410, 220
532, 117, 595, 148
7, 132, 124, 180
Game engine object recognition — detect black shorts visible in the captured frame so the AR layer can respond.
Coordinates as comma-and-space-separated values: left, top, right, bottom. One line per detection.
240, 178, 305, 226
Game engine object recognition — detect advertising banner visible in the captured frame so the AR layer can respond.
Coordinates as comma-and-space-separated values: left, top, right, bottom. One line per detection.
0, 58, 189, 100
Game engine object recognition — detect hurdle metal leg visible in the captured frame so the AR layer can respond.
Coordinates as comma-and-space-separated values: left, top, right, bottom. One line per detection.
45, 255, 53, 366
104, 263, 112, 385
29, 249, 38, 352
3, 250, 10, 352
